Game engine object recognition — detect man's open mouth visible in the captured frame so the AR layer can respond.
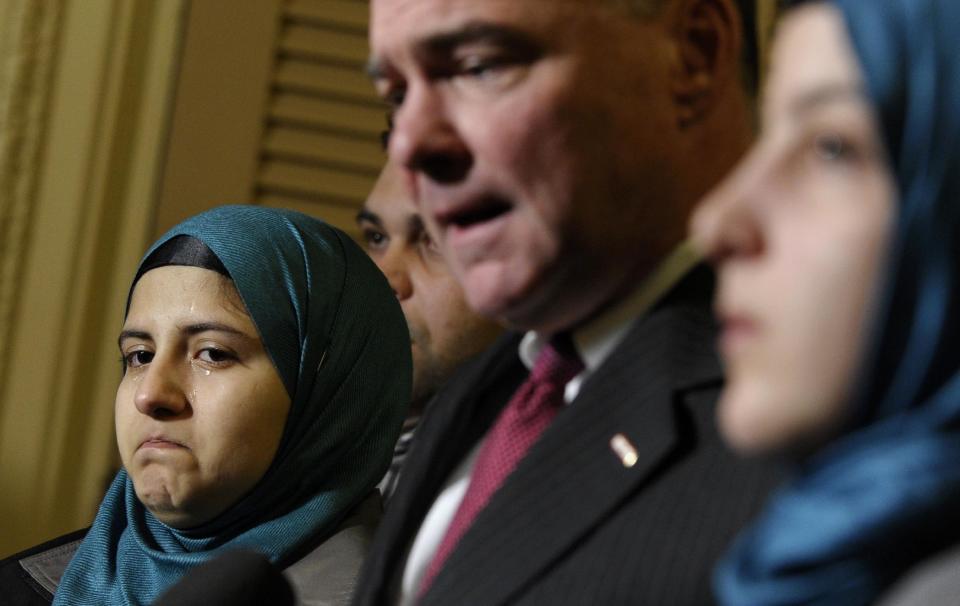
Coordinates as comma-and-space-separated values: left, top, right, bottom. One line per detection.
446, 197, 513, 229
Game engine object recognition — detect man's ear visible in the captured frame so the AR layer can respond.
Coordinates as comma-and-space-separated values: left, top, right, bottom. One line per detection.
669, 0, 742, 127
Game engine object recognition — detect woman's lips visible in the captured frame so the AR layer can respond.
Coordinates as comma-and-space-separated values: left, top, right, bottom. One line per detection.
719, 314, 760, 358
139, 437, 186, 450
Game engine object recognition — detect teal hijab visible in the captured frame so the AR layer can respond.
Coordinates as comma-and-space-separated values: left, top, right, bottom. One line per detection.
54, 205, 411, 605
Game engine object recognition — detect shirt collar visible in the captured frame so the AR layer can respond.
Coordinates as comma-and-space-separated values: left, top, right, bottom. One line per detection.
518, 241, 701, 374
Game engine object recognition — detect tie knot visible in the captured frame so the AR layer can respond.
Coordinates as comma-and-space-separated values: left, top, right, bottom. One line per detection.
530, 333, 584, 387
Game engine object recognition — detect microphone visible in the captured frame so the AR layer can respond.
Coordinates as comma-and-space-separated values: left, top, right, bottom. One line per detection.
152, 549, 295, 605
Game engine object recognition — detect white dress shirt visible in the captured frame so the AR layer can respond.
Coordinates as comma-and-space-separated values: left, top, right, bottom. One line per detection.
399, 243, 701, 603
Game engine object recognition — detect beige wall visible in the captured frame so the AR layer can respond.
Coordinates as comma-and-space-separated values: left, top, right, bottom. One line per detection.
156, 0, 386, 241
0, 0, 187, 555
154, 0, 283, 236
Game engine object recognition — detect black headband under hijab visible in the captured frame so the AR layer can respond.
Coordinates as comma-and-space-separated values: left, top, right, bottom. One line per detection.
133, 235, 229, 287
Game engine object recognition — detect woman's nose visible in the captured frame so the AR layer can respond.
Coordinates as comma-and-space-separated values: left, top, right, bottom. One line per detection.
134, 358, 189, 419
690, 151, 766, 263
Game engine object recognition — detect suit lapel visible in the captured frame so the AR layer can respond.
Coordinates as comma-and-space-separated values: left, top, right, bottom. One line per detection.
358, 332, 527, 601
422, 267, 722, 605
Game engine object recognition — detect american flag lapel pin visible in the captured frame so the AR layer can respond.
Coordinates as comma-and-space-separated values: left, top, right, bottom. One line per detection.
610, 433, 638, 468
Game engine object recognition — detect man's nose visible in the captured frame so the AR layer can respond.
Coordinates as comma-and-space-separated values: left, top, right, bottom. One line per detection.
380, 248, 414, 301
389, 84, 473, 184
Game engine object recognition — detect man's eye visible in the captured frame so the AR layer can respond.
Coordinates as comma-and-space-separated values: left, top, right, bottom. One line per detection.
457, 55, 512, 81
419, 231, 440, 255
124, 350, 154, 368
463, 58, 497, 77
374, 76, 406, 108
384, 87, 406, 108
363, 229, 388, 250
451, 57, 527, 93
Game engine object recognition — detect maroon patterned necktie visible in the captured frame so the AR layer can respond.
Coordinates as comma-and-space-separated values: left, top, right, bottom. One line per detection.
418, 335, 584, 596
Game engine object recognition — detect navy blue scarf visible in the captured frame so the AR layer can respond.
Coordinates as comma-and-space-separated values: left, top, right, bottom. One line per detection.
716, 1, 960, 604
54, 206, 411, 605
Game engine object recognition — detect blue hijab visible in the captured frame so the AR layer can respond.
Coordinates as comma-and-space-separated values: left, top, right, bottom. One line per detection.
54, 206, 411, 605
715, 1, 960, 604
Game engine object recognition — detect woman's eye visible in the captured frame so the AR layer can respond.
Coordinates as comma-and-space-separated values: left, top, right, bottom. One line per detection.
198, 348, 235, 365
813, 133, 856, 162
124, 350, 154, 368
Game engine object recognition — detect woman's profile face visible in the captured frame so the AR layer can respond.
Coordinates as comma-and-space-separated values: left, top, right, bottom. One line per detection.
115, 265, 290, 528
690, 3, 895, 455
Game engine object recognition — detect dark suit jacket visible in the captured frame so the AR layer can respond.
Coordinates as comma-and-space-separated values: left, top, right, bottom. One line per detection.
353, 266, 782, 605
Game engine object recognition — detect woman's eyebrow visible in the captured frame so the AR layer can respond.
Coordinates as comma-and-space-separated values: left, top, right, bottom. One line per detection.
789, 82, 865, 118
118, 329, 151, 349
117, 323, 253, 350
181, 322, 253, 340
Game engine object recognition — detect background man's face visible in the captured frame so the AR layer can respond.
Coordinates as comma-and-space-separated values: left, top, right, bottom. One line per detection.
359, 161, 501, 404
369, 0, 688, 333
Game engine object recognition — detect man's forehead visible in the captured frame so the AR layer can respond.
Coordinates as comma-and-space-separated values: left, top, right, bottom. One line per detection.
369, 0, 611, 55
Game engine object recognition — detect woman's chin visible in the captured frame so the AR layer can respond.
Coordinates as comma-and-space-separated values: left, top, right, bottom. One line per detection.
717, 381, 793, 456
134, 479, 200, 528
718, 379, 842, 462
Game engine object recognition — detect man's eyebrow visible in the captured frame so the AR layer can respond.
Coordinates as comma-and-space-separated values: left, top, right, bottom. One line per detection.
356, 208, 382, 226
365, 22, 541, 79
408, 213, 426, 235
788, 83, 866, 118
419, 22, 541, 57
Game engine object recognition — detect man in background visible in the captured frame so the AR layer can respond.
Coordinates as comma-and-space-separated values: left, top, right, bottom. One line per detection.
358, 159, 502, 503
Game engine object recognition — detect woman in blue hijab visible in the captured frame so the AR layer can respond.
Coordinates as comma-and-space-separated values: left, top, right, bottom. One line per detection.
27, 205, 410, 604
691, 0, 960, 604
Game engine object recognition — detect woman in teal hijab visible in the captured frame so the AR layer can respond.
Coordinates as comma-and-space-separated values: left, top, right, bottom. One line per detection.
53, 205, 411, 604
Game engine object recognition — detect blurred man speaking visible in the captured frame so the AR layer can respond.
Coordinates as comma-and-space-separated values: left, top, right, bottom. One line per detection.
356, 1, 780, 604
358, 160, 501, 409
